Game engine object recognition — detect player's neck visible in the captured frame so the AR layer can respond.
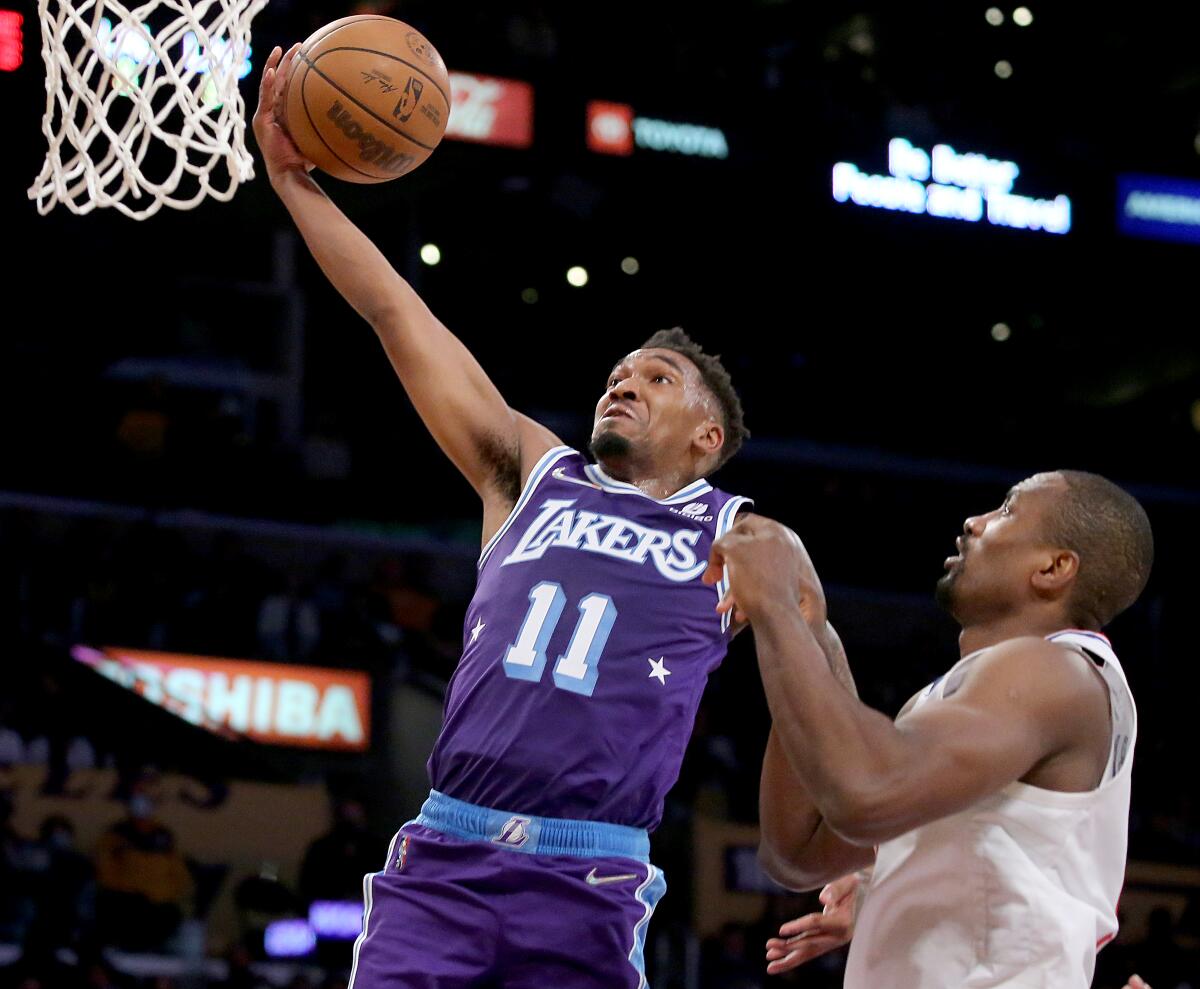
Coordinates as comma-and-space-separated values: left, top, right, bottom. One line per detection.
598, 457, 700, 500
957, 611, 1074, 657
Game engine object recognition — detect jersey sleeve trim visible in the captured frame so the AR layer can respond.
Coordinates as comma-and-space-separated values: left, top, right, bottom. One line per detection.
479, 446, 576, 569
714, 495, 754, 634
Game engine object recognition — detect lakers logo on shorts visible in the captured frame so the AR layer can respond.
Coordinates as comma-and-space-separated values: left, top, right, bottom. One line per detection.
492, 816, 533, 848
396, 835, 410, 871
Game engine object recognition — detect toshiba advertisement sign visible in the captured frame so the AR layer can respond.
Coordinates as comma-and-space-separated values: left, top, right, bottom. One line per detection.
72, 645, 370, 751
446, 71, 534, 149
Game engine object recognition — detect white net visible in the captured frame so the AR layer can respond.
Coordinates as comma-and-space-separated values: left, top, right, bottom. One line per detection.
28, 0, 268, 219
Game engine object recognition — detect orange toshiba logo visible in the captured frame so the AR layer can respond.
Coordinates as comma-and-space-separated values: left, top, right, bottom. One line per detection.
73, 646, 371, 751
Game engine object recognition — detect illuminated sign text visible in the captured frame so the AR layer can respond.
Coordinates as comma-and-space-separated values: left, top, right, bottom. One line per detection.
832, 137, 1071, 234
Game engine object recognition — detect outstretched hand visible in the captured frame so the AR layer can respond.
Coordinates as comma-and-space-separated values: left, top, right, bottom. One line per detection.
252, 43, 315, 181
764, 871, 863, 975
703, 514, 826, 629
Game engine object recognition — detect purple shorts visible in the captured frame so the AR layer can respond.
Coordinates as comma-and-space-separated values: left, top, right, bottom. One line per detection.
347, 792, 667, 989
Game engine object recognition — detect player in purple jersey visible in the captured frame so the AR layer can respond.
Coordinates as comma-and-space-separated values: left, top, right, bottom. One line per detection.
254, 46, 753, 987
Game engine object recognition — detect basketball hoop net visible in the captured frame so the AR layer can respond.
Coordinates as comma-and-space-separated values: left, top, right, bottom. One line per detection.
27, 0, 267, 219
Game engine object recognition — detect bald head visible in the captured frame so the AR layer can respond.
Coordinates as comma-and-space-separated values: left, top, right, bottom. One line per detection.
1039, 470, 1154, 628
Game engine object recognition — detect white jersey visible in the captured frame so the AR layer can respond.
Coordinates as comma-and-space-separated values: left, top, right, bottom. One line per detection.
845, 630, 1136, 989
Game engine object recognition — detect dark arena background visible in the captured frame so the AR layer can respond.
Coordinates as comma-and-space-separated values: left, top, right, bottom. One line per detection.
2, 2, 1199, 987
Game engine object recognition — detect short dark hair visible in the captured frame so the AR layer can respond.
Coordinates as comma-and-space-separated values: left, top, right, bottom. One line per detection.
1042, 470, 1154, 628
640, 327, 748, 470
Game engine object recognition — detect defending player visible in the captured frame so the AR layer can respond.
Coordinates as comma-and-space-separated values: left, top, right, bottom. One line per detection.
710, 471, 1153, 988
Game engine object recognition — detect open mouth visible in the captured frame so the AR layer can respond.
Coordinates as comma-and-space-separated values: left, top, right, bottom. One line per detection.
601, 406, 634, 421
944, 536, 965, 569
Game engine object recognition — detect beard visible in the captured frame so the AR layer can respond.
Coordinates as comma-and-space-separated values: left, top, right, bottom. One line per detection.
933, 569, 958, 613
589, 429, 633, 463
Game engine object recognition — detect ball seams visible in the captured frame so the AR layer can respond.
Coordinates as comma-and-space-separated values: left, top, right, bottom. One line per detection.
301, 49, 446, 151
298, 60, 387, 181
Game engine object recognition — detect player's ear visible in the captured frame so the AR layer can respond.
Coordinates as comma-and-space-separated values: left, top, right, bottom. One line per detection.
1031, 549, 1079, 599
694, 419, 724, 460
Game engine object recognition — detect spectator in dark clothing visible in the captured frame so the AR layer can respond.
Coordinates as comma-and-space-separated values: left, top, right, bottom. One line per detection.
257, 574, 321, 662
26, 816, 96, 950
298, 798, 382, 905
220, 944, 269, 989
1127, 907, 1198, 989
178, 532, 268, 657
233, 862, 303, 958
0, 789, 38, 945
95, 785, 192, 951
700, 922, 763, 989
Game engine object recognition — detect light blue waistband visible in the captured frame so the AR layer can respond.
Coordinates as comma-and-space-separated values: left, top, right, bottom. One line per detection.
410, 789, 650, 862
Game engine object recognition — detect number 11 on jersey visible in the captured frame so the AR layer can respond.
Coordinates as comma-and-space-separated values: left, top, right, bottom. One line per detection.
502, 581, 618, 697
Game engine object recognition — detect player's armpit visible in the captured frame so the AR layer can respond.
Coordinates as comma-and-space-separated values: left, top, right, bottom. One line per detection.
478, 413, 564, 546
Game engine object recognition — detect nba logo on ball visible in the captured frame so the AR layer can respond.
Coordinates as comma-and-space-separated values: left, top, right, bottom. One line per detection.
393, 77, 423, 123
587, 101, 634, 156
282, 15, 450, 184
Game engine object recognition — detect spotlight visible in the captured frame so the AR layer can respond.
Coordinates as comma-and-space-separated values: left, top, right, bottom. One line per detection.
567, 266, 589, 287
994, 59, 1014, 79
621, 257, 640, 275
1013, 7, 1033, 26
419, 243, 441, 266
991, 322, 1012, 342
985, 7, 1004, 25
521, 288, 539, 304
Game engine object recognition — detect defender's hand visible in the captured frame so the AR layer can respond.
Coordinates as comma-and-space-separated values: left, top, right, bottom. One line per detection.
252, 43, 315, 181
764, 870, 863, 975
704, 514, 826, 629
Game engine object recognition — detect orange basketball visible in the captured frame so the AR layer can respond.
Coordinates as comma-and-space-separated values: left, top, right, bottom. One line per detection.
281, 16, 450, 184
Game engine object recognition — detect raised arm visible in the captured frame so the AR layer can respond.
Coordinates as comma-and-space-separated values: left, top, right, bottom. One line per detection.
253, 46, 560, 527
758, 623, 874, 889
709, 515, 1108, 847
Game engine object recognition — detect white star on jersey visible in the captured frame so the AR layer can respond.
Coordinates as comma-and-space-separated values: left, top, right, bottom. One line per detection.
471, 618, 486, 643
648, 657, 671, 685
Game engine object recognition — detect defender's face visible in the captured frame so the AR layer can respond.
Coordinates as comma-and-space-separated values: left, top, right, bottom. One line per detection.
590, 348, 716, 464
936, 473, 1067, 617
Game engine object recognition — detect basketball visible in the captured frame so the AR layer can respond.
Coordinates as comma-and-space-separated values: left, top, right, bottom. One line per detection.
281, 16, 451, 184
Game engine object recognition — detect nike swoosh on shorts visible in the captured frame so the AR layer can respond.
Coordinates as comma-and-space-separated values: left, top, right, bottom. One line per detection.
585, 867, 640, 886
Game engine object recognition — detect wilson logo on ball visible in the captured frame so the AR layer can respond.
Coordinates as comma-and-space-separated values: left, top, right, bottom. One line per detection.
392, 76, 423, 123
327, 100, 417, 173
283, 15, 449, 183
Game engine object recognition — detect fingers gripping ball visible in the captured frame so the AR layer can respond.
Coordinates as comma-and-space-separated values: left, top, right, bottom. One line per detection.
281, 17, 450, 183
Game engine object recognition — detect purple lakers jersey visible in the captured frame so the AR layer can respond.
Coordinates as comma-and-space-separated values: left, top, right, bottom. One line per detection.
427, 446, 751, 830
